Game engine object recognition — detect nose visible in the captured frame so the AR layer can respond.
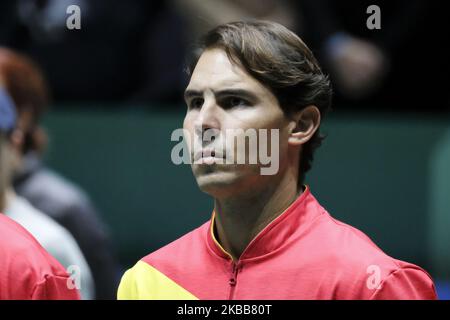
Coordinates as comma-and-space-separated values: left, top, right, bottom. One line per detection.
194, 97, 221, 137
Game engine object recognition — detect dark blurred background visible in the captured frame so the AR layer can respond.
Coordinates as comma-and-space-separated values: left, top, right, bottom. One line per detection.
1, 0, 449, 299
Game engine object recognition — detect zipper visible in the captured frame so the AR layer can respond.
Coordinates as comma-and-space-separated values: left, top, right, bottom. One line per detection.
228, 261, 240, 300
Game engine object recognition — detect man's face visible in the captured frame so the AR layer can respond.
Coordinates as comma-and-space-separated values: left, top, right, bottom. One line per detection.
183, 48, 294, 198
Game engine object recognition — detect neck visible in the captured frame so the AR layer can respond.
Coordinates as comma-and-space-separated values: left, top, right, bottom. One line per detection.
213, 171, 302, 261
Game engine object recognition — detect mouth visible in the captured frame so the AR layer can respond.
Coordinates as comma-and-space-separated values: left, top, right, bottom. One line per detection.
193, 149, 225, 164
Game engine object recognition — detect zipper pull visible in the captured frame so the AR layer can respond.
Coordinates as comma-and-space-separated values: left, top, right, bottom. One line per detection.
229, 263, 238, 286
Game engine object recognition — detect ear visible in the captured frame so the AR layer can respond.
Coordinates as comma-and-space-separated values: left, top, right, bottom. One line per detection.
288, 105, 321, 146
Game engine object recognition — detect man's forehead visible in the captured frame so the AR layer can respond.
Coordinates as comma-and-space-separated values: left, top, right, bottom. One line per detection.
186, 48, 260, 93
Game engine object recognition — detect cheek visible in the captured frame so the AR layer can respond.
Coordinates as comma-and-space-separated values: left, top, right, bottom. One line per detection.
225, 107, 282, 132
183, 113, 198, 137
183, 112, 193, 131
183, 114, 196, 150
222, 107, 288, 157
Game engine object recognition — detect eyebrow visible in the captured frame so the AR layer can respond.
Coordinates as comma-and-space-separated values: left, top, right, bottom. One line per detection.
184, 88, 258, 102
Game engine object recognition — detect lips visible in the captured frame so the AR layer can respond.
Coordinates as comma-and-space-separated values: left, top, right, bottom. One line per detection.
193, 149, 225, 163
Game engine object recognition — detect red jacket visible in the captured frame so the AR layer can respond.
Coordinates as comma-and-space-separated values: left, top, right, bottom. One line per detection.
118, 186, 437, 299
0, 214, 80, 299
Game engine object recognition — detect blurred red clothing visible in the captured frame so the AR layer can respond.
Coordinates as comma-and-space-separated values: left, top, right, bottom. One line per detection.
0, 214, 80, 300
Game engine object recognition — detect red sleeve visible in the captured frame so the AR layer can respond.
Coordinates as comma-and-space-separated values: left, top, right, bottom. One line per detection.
31, 275, 81, 300
369, 267, 438, 300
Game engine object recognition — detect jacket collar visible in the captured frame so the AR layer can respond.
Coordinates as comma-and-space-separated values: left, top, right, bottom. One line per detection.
206, 185, 324, 261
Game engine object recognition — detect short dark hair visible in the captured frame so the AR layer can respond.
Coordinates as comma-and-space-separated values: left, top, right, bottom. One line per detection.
186, 20, 332, 185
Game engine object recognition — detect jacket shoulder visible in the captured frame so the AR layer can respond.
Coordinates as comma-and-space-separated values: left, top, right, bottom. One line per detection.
117, 221, 210, 300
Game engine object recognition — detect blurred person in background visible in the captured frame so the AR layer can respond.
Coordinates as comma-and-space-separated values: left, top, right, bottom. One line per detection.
0, 0, 187, 106
0, 47, 120, 299
0, 213, 81, 299
0, 86, 81, 300
297, 0, 448, 111
173, 0, 300, 42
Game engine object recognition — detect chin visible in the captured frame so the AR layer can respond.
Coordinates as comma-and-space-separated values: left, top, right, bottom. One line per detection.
193, 164, 264, 199
194, 170, 246, 198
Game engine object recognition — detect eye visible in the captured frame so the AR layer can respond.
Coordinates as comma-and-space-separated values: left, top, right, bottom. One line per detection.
188, 97, 204, 110
223, 97, 249, 109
